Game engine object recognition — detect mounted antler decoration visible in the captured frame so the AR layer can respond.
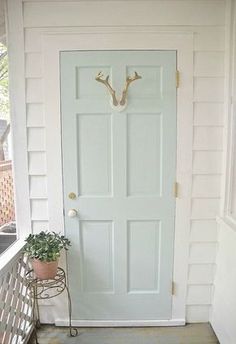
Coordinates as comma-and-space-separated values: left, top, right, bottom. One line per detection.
119, 72, 142, 106
95, 72, 118, 106
95, 71, 142, 110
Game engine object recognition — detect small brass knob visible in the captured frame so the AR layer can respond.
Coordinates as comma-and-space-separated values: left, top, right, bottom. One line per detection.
68, 192, 76, 200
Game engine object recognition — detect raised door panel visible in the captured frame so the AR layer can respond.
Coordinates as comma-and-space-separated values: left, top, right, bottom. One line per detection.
127, 113, 162, 196
80, 221, 114, 293
77, 114, 112, 196
127, 220, 161, 293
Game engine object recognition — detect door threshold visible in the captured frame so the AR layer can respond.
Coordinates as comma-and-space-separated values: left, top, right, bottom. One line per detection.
55, 319, 186, 327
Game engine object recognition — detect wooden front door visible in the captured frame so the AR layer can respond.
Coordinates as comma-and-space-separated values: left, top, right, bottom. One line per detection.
61, 50, 177, 320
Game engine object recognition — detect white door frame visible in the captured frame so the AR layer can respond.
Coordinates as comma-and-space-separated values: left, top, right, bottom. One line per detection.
42, 28, 193, 326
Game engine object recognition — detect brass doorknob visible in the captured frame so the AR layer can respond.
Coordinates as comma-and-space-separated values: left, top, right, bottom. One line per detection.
67, 209, 78, 218
68, 192, 76, 200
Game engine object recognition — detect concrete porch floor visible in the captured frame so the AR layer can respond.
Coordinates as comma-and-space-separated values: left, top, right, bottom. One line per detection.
30, 323, 219, 344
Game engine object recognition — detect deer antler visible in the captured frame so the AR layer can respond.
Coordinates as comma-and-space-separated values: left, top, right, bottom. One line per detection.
119, 71, 142, 106
95, 72, 118, 106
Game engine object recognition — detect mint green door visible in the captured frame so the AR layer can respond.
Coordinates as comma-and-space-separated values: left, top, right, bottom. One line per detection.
61, 51, 177, 320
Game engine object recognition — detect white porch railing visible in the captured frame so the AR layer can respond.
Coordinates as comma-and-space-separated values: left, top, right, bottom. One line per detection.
0, 241, 33, 344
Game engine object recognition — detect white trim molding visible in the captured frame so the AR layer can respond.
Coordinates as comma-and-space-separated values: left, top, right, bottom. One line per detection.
0, 239, 25, 278
56, 319, 185, 327
222, 0, 236, 224
42, 28, 193, 324
5, 0, 31, 238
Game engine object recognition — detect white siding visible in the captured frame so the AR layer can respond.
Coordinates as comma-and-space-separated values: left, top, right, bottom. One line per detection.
23, 1, 225, 27
194, 52, 224, 77
188, 264, 215, 284
32, 220, 49, 233
189, 243, 217, 264
191, 199, 219, 219
25, 53, 42, 78
26, 104, 45, 127
211, 221, 236, 344
193, 151, 222, 174
28, 152, 47, 175
31, 199, 48, 220
192, 176, 221, 198
187, 285, 213, 305
30, 176, 47, 199
26, 78, 43, 103
193, 127, 223, 150
194, 78, 224, 102
21, 0, 225, 322
190, 220, 218, 242
194, 103, 224, 126
27, 128, 45, 151
186, 305, 210, 323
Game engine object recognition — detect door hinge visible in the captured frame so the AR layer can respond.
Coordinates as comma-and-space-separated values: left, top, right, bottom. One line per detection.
173, 182, 179, 198
172, 281, 176, 296
176, 70, 180, 88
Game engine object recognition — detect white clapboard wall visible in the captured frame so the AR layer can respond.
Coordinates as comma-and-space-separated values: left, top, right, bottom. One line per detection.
22, 0, 225, 323
211, 220, 236, 344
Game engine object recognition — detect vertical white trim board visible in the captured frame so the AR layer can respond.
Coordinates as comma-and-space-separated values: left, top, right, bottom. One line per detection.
5, 0, 31, 237
42, 29, 193, 324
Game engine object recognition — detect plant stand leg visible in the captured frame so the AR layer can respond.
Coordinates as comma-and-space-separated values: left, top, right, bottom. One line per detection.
35, 296, 41, 329
32, 287, 39, 344
64, 285, 78, 337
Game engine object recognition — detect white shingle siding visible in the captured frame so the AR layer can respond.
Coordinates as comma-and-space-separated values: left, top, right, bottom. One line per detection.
212, 221, 236, 343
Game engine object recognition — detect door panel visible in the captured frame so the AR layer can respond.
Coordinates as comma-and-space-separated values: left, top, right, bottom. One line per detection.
61, 50, 177, 320
77, 114, 112, 196
127, 113, 162, 196
80, 220, 114, 293
127, 220, 161, 293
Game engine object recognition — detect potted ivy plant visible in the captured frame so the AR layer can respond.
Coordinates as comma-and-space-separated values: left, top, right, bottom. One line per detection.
24, 231, 71, 280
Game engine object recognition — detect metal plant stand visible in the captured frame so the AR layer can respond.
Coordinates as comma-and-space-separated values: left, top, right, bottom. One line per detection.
26, 267, 78, 343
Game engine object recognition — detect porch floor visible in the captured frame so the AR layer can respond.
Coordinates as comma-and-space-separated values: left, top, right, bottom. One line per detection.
30, 323, 219, 344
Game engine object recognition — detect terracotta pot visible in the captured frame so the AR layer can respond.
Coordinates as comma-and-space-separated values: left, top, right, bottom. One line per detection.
31, 259, 58, 280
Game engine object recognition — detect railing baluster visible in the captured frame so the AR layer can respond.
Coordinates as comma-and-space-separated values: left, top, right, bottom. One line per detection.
0, 252, 33, 344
